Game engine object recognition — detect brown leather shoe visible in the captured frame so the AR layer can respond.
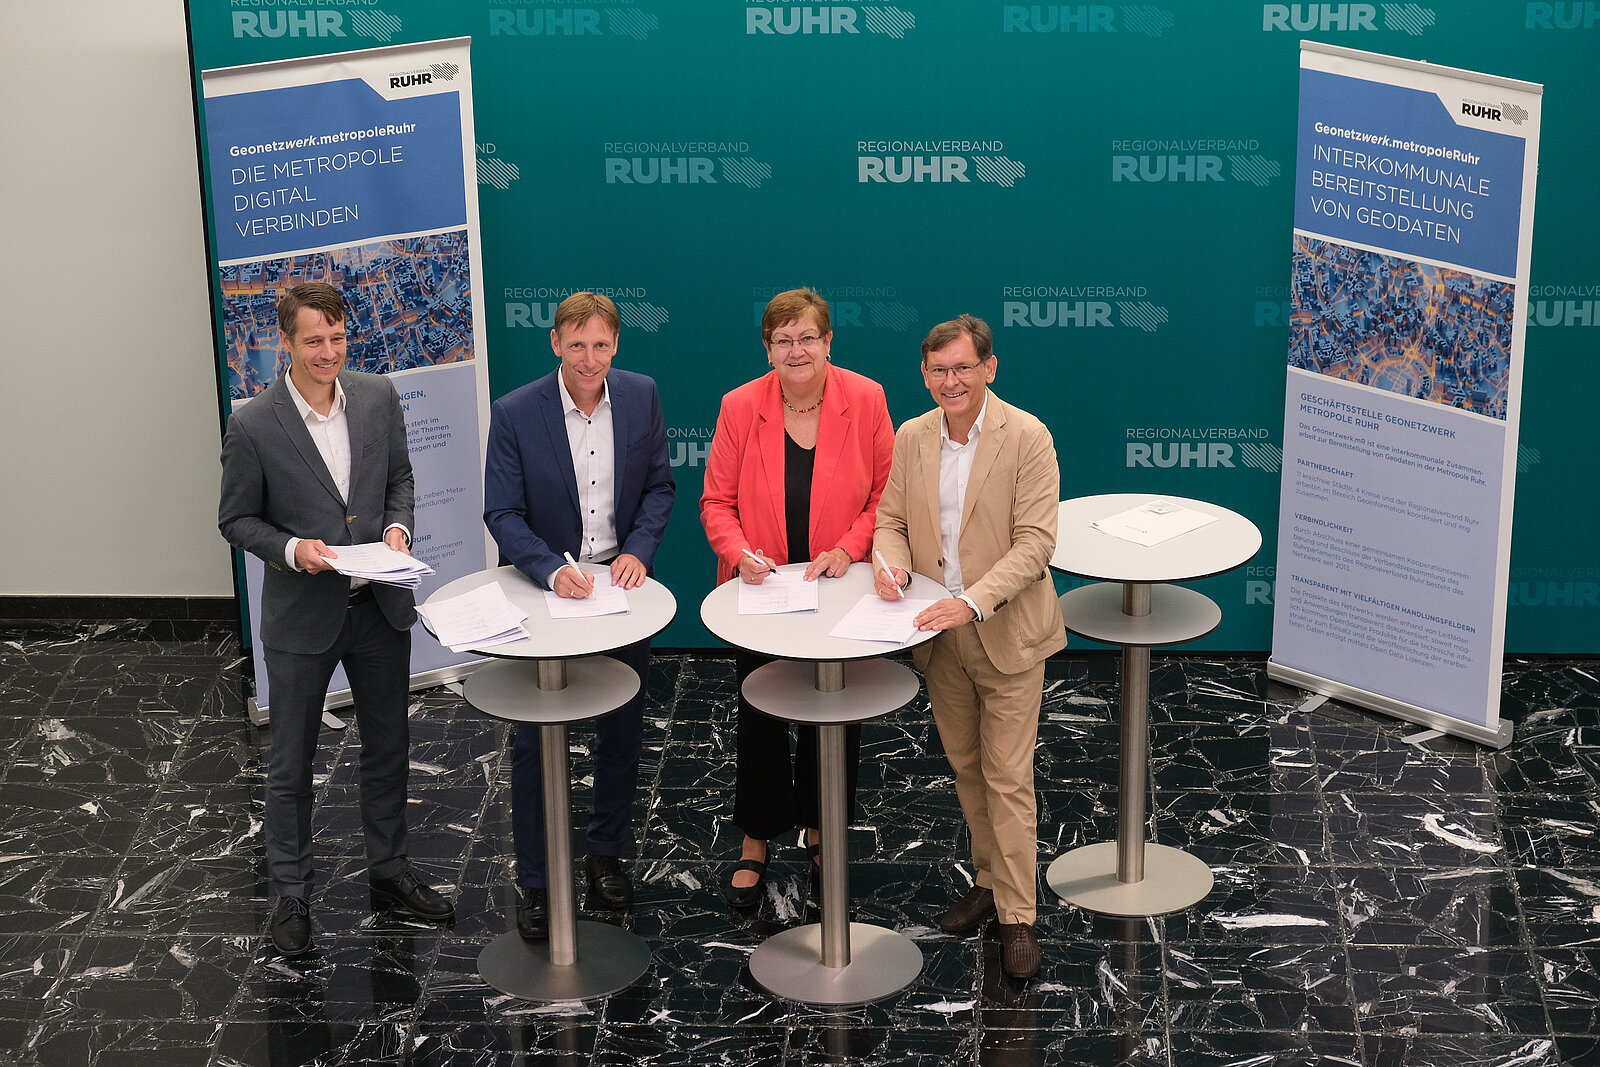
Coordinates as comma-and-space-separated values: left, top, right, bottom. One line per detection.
938, 885, 997, 934
997, 921, 1040, 979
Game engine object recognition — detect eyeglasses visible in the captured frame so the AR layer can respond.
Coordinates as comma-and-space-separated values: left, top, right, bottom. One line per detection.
770, 334, 823, 352
922, 360, 987, 381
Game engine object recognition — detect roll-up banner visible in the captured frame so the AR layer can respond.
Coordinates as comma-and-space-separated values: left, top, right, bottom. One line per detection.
1268, 42, 1542, 747
199, 38, 494, 715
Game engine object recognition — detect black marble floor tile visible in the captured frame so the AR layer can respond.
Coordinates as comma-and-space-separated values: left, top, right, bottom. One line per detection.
0, 629, 1596, 1065
1347, 944, 1549, 1034
1337, 865, 1526, 948
1363, 1033, 1563, 1067
43, 934, 254, 1025
1165, 943, 1356, 1032
23, 1020, 224, 1067
1514, 867, 1600, 949
1164, 864, 1345, 946
1326, 791, 1505, 868
0, 853, 118, 935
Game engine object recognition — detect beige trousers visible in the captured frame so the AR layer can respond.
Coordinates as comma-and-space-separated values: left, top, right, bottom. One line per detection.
923, 622, 1044, 925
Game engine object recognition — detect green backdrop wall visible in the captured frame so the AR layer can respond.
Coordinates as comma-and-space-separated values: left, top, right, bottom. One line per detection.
187, 0, 1599, 651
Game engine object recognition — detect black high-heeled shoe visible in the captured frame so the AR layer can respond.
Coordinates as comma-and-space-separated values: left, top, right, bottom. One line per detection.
806, 841, 822, 904
725, 847, 769, 908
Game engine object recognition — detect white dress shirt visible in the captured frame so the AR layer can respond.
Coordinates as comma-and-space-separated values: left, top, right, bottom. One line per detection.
546, 372, 619, 587
282, 371, 407, 576
938, 395, 988, 620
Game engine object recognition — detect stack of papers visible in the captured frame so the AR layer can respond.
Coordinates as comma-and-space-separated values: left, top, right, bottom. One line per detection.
1090, 500, 1219, 548
738, 568, 820, 615
416, 583, 530, 653
319, 542, 436, 588
827, 594, 935, 644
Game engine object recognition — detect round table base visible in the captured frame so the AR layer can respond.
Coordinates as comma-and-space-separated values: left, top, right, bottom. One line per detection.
463, 656, 640, 724
741, 659, 920, 725
749, 922, 923, 1006
1057, 582, 1221, 647
477, 922, 651, 1002
1046, 842, 1215, 916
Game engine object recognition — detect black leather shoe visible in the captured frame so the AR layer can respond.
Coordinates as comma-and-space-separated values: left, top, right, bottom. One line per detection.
585, 854, 633, 909
724, 858, 768, 908
517, 886, 549, 941
998, 921, 1041, 979
938, 885, 997, 934
271, 895, 312, 957
370, 869, 455, 921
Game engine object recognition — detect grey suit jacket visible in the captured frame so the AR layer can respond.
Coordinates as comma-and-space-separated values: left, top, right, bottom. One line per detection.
219, 370, 417, 655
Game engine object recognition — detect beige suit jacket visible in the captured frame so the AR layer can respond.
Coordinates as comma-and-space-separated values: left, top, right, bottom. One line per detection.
874, 392, 1067, 676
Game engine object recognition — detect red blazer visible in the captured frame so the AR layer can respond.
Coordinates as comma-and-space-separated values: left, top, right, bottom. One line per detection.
700, 364, 894, 584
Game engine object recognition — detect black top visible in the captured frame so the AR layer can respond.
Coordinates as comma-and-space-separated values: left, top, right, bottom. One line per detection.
784, 431, 816, 566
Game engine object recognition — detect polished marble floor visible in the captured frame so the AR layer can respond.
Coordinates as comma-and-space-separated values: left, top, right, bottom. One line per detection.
1, 620, 1598, 1066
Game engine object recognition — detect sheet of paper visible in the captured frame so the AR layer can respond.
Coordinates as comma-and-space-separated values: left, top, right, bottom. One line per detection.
737, 566, 820, 615
1090, 499, 1219, 548
543, 576, 630, 619
827, 594, 936, 644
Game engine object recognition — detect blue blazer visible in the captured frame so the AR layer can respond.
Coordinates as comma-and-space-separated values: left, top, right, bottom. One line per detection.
483, 367, 675, 586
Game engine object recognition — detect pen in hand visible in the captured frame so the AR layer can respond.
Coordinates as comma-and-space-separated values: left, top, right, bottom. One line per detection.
874, 550, 904, 600
562, 551, 594, 598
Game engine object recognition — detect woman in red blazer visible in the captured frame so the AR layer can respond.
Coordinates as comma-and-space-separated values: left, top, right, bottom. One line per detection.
700, 288, 894, 907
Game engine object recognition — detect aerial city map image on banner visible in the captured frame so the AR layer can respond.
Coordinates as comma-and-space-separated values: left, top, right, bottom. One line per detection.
221, 232, 475, 401
1288, 235, 1514, 421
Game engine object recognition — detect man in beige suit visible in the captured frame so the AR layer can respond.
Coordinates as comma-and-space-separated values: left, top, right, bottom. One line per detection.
873, 313, 1065, 979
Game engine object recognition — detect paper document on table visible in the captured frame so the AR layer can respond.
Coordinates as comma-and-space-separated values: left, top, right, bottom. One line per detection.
1090, 500, 1219, 548
543, 577, 630, 619
827, 594, 935, 644
416, 583, 529, 652
737, 567, 819, 614
317, 542, 436, 588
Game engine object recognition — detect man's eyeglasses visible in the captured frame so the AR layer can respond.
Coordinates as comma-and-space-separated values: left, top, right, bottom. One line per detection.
922, 360, 987, 381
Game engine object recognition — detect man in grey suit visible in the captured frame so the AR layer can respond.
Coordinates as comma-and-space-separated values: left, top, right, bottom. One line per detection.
219, 282, 452, 957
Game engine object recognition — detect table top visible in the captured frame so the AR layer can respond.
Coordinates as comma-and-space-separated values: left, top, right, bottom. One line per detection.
1051, 494, 1262, 584
700, 561, 951, 661
425, 564, 677, 660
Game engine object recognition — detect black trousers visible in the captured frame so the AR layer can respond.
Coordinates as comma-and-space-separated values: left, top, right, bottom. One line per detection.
262, 594, 411, 898
733, 650, 861, 842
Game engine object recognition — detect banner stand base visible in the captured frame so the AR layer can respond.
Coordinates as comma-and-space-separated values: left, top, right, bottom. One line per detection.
1267, 660, 1513, 750
245, 658, 484, 726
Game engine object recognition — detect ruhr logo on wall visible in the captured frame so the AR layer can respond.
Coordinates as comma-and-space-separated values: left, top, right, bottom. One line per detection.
1125, 426, 1282, 471
604, 141, 771, 187
745, 2, 917, 37
1000, 285, 1169, 331
668, 426, 716, 469
488, 0, 660, 39
1111, 138, 1280, 185
753, 287, 919, 333
503, 287, 670, 333
1261, 4, 1436, 34
1529, 283, 1600, 327
858, 141, 1026, 185
1000, 4, 1175, 36
477, 142, 520, 191
1525, 2, 1600, 29
230, 3, 402, 41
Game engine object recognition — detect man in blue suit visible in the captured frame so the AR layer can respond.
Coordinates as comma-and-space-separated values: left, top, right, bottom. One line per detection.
483, 291, 675, 939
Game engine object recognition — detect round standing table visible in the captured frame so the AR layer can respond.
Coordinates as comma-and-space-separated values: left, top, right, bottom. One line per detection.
700, 561, 948, 1006
425, 564, 676, 1001
1048, 495, 1260, 916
